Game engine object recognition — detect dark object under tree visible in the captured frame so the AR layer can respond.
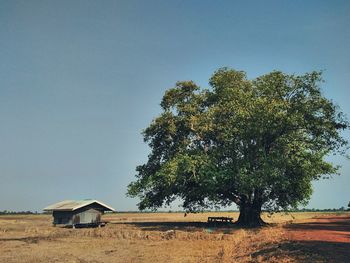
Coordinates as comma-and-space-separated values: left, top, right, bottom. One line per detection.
127, 68, 348, 226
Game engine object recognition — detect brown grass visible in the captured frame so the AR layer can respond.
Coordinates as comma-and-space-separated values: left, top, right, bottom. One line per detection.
0, 212, 346, 262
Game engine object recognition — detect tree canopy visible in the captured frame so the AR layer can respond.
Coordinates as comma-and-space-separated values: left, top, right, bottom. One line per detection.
127, 68, 348, 226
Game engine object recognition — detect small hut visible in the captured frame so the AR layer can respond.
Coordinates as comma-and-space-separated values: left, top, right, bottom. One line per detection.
44, 199, 115, 227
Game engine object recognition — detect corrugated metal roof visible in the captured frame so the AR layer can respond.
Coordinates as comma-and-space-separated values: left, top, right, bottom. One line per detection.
43, 199, 115, 212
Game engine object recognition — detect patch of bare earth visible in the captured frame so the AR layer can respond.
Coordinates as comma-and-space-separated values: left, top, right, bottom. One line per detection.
282, 215, 350, 263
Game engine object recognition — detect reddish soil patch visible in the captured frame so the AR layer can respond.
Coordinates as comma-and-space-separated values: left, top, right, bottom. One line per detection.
284, 215, 350, 262
288, 215, 350, 243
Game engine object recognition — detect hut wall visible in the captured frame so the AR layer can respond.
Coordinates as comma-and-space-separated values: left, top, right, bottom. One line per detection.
53, 211, 74, 225
73, 209, 101, 224
51, 203, 107, 226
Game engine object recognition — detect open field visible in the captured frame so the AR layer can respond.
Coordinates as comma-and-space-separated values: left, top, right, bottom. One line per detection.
0, 212, 349, 262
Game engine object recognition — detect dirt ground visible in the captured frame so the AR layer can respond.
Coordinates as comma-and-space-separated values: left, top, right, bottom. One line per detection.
284, 215, 350, 262
0, 212, 349, 262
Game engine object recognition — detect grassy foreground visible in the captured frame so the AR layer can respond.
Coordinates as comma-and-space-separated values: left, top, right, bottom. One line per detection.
0, 212, 348, 262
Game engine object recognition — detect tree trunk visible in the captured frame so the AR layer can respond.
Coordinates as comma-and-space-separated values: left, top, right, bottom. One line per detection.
236, 200, 265, 227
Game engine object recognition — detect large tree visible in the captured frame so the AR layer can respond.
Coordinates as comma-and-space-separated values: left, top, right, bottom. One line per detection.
127, 68, 348, 226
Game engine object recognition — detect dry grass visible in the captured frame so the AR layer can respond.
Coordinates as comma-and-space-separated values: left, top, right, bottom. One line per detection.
0, 212, 344, 263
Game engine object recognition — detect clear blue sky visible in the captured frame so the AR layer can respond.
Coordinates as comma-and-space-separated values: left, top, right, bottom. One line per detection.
0, 0, 349, 212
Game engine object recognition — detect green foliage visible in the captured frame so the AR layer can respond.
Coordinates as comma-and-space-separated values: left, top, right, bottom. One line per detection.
127, 68, 348, 214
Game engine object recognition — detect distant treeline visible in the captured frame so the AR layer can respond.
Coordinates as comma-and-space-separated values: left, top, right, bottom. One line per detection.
113, 207, 350, 213
1, 207, 349, 215
0, 210, 39, 215
288, 207, 349, 212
